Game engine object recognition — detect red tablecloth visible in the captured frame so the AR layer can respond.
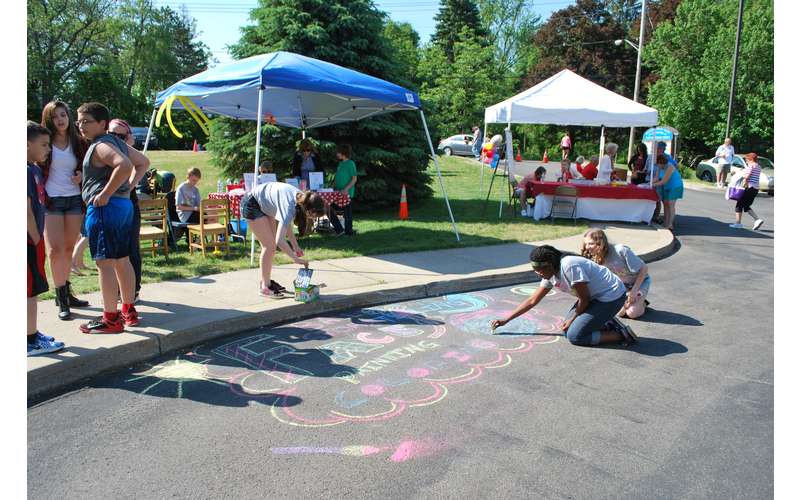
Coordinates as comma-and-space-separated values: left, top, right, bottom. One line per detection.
209, 192, 243, 218
532, 181, 659, 202
317, 191, 351, 207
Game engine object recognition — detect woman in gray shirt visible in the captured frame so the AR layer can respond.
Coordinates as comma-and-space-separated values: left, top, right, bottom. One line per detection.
491, 245, 637, 346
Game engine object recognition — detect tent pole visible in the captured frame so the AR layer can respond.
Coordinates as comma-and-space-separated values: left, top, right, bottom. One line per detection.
480, 120, 488, 195
250, 87, 265, 266
142, 107, 157, 154
420, 110, 460, 242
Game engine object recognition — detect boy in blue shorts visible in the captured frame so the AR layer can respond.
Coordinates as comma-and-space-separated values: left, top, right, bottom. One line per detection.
27, 121, 65, 355
76, 103, 149, 334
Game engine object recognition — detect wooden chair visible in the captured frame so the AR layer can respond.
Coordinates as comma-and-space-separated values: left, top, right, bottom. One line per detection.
188, 198, 230, 256
549, 185, 578, 222
138, 198, 169, 257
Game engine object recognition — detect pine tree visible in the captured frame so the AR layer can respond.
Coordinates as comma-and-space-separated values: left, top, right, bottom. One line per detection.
431, 0, 487, 62
206, 0, 432, 206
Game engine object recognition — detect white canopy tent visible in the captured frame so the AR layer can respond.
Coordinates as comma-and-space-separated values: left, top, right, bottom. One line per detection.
483, 69, 660, 187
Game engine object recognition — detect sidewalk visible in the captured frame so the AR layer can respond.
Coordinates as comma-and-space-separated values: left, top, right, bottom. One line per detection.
27, 223, 676, 400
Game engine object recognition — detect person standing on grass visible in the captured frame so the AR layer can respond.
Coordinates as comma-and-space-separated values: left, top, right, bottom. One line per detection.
580, 228, 651, 319
471, 126, 483, 160
241, 182, 325, 298
109, 118, 149, 303
176, 167, 203, 224
596, 143, 617, 185
491, 245, 637, 346
729, 152, 765, 231
627, 142, 649, 185
291, 139, 320, 184
329, 144, 358, 236
27, 121, 66, 356
40, 101, 90, 320
76, 102, 149, 334
651, 154, 683, 232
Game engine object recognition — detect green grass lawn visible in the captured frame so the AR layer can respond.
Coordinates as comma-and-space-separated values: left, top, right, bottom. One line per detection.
47, 152, 586, 299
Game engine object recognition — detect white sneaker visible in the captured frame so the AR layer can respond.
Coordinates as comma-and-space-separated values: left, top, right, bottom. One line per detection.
753, 219, 764, 230
729, 223, 744, 229
520, 209, 528, 216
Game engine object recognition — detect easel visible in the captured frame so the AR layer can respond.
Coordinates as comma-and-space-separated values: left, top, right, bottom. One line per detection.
481, 154, 517, 218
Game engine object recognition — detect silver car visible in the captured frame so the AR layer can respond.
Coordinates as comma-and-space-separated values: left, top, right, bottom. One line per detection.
437, 134, 475, 156
696, 154, 774, 195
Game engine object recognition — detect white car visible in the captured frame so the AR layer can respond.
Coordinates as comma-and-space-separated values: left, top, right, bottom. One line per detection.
695, 154, 774, 195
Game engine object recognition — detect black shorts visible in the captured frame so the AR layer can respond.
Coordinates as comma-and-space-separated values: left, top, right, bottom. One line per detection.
241, 193, 267, 220
27, 240, 48, 298
735, 187, 759, 213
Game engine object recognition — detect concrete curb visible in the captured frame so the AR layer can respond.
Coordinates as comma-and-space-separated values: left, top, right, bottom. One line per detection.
28, 231, 675, 401
683, 182, 772, 197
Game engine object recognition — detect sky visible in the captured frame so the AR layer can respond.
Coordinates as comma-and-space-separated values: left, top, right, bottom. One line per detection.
150, 0, 576, 67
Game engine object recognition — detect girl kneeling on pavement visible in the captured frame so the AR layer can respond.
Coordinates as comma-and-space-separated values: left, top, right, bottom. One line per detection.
580, 228, 651, 319
491, 245, 637, 346
242, 182, 326, 298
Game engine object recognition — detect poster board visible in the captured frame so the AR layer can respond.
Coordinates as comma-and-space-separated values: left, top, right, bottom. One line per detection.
309, 171, 324, 191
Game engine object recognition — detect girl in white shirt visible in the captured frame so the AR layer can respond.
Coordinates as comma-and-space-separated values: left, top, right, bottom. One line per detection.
491, 245, 637, 346
40, 101, 90, 320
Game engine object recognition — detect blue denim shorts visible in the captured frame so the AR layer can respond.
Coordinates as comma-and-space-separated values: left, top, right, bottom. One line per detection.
46, 194, 83, 215
85, 196, 133, 260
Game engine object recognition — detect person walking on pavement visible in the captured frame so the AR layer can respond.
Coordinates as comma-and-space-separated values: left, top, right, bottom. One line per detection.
491, 245, 637, 346
560, 132, 572, 160
729, 152, 765, 230
714, 137, 735, 188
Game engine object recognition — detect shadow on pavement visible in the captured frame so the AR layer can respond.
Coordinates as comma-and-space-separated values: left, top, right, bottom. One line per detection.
89, 325, 359, 408
674, 215, 773, 239
637, 308, 703, 326
628, 337, 688, 357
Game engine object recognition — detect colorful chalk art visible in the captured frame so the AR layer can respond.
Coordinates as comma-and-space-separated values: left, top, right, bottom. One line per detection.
125, 288, 573, 427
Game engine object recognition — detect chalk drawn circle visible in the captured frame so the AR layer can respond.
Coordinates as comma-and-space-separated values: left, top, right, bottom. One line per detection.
361, 384, 386, 396
510, 286, 557, 297
407, 367, 430, 378
470, 339, 498, 349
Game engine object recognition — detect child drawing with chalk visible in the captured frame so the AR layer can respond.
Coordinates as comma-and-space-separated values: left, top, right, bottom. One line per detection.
491, 245, 638, 346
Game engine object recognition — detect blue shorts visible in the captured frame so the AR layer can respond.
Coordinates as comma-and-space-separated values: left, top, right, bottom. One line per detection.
85, 196, 133, 260
45, 194, 83, 215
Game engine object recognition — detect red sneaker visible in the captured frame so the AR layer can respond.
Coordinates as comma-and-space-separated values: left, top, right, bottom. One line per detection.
80, 316, 124, 334
121, 307, 140, 327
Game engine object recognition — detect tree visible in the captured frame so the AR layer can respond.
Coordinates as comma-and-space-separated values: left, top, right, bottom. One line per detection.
210, 0, 432, 206
383, 21, 422, 89
644, 0, 773, 157
431, 0, 487, 62
27, 0, 117, 116
419, 28, 514, 140
476, 0, 541, 76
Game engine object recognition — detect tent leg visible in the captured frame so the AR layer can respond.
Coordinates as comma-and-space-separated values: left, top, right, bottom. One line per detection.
420, 110, 460, 242
250, 88, 265, 266
142, 108, 157, 154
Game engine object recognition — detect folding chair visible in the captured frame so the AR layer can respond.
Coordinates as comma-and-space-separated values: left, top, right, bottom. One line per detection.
549, 185, 578, 222
138, 198, 169, 257
188, 198, 230, 256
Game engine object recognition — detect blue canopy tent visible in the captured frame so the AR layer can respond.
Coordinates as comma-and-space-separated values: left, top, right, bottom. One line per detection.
147, 51, 460, 263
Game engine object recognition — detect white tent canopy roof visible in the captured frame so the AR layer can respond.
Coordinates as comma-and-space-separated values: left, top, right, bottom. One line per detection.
484, 69, 658, 128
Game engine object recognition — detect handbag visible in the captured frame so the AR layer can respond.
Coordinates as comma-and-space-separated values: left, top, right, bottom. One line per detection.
725, 175, 746, 201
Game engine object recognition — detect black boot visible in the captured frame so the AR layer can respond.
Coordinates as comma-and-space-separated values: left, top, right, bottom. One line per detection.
66, 281, 89, 307
55, 285, 72, 320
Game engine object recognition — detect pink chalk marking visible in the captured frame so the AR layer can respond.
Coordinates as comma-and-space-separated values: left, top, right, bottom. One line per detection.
442, 351, 471, 363
389, 440, 444, 462
356, 332, 395, 345
388, 382, 444, 405
470, 339, 497, 349
407, 367, 430, 378
390, 440, 416, 462
361, 384, 386, 396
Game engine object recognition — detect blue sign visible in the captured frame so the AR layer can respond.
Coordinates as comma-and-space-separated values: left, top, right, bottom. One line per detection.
643, 127, 674, 141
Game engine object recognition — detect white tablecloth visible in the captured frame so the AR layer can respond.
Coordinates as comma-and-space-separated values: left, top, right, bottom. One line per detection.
532, 194, 655, 223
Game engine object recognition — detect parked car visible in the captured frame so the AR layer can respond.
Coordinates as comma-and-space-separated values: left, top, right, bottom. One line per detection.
131, 127, 158, 150
695, 154, 774, 195
437, 134, 475, 156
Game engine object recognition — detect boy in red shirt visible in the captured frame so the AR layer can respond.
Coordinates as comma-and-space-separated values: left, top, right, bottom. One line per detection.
28, 121, 66, 355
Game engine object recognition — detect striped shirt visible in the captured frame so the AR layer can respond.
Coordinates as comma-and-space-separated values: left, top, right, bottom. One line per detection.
743, 163, 761, 188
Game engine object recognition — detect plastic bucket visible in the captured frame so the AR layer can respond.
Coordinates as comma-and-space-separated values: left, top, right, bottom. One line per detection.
231, 219, 248, 238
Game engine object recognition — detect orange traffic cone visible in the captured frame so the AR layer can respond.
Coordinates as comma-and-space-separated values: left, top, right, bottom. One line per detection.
399, 184, 409, 220
192, 139, 198, 152
542, 149, 549, 163
515, 148, 522, 162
